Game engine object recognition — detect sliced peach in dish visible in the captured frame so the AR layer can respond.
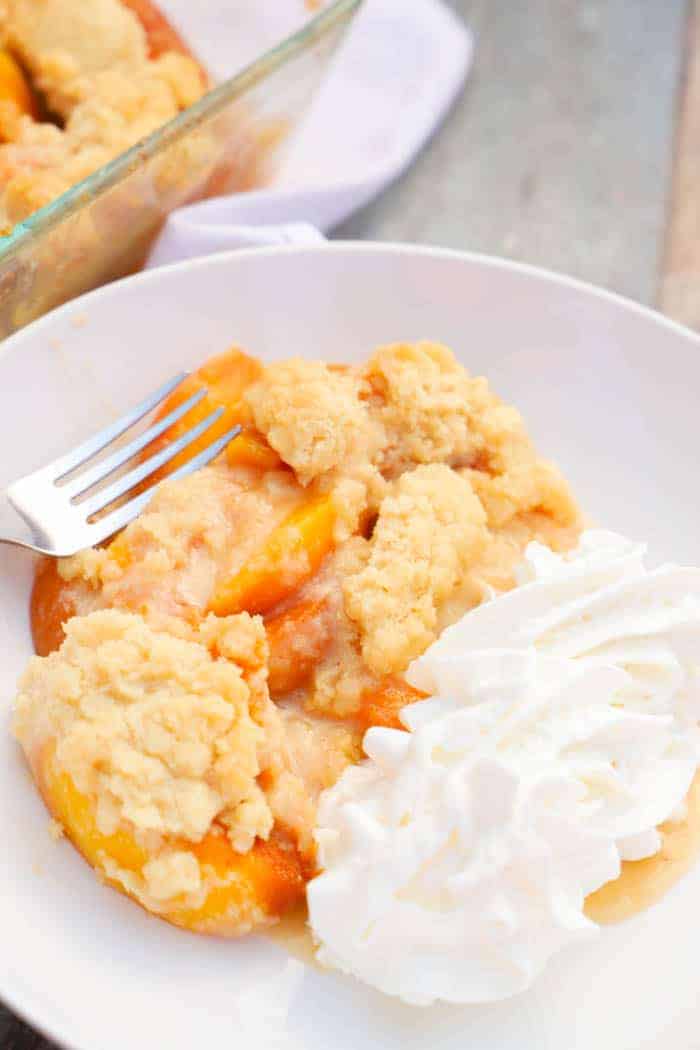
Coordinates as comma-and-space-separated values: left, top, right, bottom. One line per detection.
225, 429, 283, 472
356, 677, 428, 733
0, 50, 39, 134
265, 599, 335, 697
40, 743, 148, 875
144, 348, 279, 481
31, 559, 76, 657
208, 495, 336, 617
35, 742, 306, 935
31, 534, 136, 657
185, 833, 307, 933
196, 345, 265, 404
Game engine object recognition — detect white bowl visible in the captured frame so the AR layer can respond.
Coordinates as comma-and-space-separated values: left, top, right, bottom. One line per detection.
1, 244, 699, 1050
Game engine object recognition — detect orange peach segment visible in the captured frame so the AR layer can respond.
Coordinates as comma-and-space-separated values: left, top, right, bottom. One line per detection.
209, 495, 336, 617
145, 385, 235, 483
356, 677, 428, 733
196, 346, 264, 403
37, 743, 305, 935
184, 833, 307, 931
0, 51, 39, 132
225, 429, 283, 472
145, 348, 272, 481
31, 559, 76, 657
38, 743, 148, 876
265, 599, 334, 696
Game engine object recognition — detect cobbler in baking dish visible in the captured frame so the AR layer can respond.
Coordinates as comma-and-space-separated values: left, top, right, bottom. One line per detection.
0, 0, 210, 232
16, 341, 581, 934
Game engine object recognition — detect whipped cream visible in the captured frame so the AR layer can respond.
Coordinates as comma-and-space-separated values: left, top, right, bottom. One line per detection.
307, 532, 700, 1005
410, 531, 700, 738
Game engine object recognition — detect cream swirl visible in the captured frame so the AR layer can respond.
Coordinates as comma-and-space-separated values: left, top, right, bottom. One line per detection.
307, 532, 700, 1005
410, 531, 700, 735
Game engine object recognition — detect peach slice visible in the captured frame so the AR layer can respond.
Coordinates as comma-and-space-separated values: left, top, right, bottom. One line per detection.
145, 348, 280, 481
36, 742, 306, 935
208, 495, 336, 618
356, 677, 428, 733
0, 51, 39, 133
225, 429, 283, 472
265, 599, 335, 696
31, 559, 76, 658
184, 833, 307, 933
195, 346, 265, 405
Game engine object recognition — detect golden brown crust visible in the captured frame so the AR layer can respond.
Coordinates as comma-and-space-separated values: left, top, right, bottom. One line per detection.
246, 359, 378, 486
16, 610, 275, 857
363, 341, 485, 474
343, 465, 488, 677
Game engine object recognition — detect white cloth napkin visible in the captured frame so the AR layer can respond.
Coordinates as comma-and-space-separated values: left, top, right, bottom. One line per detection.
146, 0, 473, 268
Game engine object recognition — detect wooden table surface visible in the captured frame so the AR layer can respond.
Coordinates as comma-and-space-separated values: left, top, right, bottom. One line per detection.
2, 1, 695, 1046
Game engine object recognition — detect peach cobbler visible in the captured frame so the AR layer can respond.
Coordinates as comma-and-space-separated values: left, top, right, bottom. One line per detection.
0, 0, 209, 232
15, 342, 581, 935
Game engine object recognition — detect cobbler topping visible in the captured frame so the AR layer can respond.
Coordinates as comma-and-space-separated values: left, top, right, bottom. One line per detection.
343, 464, 488, 676
15, 610, 272, 852
363, 341, 485, 473
246, 359, 380, 486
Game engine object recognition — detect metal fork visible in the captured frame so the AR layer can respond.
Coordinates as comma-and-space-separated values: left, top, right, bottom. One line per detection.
0, 374, 241, 557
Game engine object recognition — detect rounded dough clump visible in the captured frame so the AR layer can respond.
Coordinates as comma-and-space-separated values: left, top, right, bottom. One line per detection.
13, 609, 284, 923
245, 358, 380, 485
343, 464, 488, 677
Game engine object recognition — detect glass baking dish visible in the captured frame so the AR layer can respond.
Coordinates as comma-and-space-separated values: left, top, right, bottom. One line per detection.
0, 0, 361, 338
